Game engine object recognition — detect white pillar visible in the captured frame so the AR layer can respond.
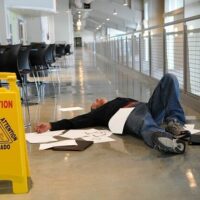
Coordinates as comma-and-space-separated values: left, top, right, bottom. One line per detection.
0, 0, 8, 44
54, 0, 74, 44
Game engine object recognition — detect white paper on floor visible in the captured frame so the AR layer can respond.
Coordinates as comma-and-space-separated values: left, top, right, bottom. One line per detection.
39, 140, 77, 150
82, 136, 115, 143
26, 130, 65, 143
59, 107, 83, 112
184, 124, 200, 134
60, 128, 114, 143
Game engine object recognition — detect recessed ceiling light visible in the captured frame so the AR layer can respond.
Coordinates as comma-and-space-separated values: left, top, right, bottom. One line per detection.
113, 9, 117, 15
123, 0, 128, 6
106, 18, 110, 21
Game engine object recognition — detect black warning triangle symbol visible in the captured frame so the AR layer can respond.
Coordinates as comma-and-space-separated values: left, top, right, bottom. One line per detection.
0, 121, 13, 144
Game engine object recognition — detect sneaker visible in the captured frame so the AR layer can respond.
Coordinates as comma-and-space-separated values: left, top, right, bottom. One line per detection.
152, 132, 186, 154
165, 120, 191, 139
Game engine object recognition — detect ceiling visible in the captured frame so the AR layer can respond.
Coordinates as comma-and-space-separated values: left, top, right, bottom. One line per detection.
70, 0, 142, 33
9, 0, 142, 34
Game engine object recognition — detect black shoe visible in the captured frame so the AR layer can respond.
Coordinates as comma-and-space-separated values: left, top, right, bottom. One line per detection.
152, 132, 186, 154
165, 120, 191, 140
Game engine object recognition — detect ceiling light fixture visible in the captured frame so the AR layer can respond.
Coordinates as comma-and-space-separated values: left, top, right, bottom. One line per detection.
106, 18, 110, 21
123, 0, 128, 6
113, 9, 117, 15
77, 19, 82, 26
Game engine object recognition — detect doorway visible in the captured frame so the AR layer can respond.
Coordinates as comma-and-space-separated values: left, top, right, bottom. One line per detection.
74, 37, 82, 47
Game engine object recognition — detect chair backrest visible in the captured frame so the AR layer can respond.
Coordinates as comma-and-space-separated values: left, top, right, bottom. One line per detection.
55, 44, 66, 57
65, 44, 71, 54
45, 44, 56, 64
0, 44, 22, 80
0, 45, 8, 54
0, 45, 10, 66
29, 43, 49, 68
18, 45, 31, 74
31, 42, 46, 48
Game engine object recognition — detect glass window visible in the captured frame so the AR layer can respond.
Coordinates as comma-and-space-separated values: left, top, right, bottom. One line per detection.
165, 0, 183, 13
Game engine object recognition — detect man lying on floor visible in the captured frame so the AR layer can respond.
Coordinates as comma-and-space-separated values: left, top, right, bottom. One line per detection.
35, 73, 191, 154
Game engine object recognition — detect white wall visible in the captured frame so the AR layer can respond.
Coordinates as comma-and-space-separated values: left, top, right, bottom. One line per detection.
54, 0, 74, 44
48, 15, 55, 43
7, 11, 26, 44
26, 17, 42, 43
5, 0, 56, 12
0, 0, 7, 44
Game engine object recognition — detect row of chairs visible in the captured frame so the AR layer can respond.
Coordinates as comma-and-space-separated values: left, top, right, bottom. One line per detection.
0, 42, 72, 127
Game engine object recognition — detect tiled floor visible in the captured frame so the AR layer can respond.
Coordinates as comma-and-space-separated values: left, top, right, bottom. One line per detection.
1, 47, 200, 200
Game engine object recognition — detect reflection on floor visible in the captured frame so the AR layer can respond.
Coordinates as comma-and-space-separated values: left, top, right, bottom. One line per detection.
1, 47, 200, 200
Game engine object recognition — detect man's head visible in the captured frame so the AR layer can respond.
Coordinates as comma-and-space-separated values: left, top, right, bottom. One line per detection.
91, 98, 108, 110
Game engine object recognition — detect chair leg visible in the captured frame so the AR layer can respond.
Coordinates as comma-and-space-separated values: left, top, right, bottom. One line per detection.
32, 72, 41, 103
21, 82, 31, 128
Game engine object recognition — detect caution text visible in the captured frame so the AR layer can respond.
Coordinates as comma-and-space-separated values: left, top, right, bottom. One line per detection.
0, 100, 13, 108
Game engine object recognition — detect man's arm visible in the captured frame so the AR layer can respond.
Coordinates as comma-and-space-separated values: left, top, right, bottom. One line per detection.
35, 112, 98, 133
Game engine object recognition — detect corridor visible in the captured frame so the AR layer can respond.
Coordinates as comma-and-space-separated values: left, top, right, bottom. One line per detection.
1, 48, 200, 200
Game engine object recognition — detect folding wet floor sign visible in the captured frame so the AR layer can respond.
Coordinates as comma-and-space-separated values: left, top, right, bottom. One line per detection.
0, 73, 30, 194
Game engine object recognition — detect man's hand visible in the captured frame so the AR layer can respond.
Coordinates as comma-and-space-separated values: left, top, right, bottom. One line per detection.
35, 122, 52, 133
91, 98, 108, 110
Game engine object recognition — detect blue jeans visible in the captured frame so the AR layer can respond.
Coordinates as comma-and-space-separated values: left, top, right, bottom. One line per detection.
124, 73, 186, 147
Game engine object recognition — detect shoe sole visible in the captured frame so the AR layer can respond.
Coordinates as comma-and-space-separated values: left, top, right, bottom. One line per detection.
152, 135, 185, 154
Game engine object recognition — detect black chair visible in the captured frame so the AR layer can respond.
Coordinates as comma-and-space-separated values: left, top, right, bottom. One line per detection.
29, 43, 49, 77
65, 44, 72, 55
0, 44, 21, 81
0, 45, 8, 54
31, 42, 46, 49
55, 44, 66, 58
30, 42, 48, 67
45, 44, 56, 66
18, 45, 32, 76
0, 44, 31, 127
18, 45, 39, 99
46, 44, 61, 83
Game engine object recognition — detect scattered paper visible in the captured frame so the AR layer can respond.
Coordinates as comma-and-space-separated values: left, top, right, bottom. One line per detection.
60, 129, 88, 139
186, 116, 197, 120
59, 107, 83, 112
82, 136, 115, 143
184, 124, 200, 134
39, 140, 77, 150
60, 128, 112, 139
26, 130, 65, 143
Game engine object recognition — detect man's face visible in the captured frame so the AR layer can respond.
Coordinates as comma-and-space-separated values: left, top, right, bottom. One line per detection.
91, 98, 108, 110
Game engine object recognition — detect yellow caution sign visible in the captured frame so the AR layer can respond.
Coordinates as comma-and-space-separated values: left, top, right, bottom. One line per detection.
0, 73, 30, 194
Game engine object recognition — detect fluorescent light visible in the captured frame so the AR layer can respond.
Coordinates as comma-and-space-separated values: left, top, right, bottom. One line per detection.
106, 18, 110, 21
123, 0, 128, 6
113, 9, 117, 15
77, 20, 82, 26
